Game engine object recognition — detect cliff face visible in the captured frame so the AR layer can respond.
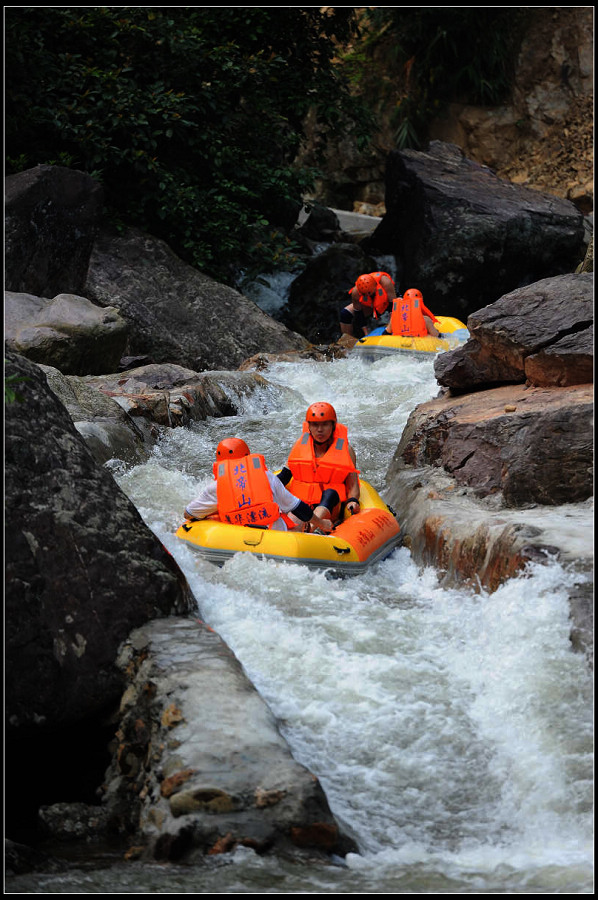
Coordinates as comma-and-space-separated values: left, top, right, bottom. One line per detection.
306, 7, 593, 217
429, 7, 594, 211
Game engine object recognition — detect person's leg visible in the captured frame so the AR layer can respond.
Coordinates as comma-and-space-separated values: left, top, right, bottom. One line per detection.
312, 488, 341, 526
424, 316, 440, 337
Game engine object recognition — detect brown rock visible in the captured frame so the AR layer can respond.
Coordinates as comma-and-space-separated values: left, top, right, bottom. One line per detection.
524, 327, 593, 386
290, 822, 339, 851
435, 273, 593, 392
160, 769, 197, 799
395, 383, 593, 507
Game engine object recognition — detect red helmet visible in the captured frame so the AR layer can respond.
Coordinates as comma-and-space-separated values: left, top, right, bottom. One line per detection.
355, 274, 376, 298
403, 288, 423, 304
216, 438, 250, 461
306, 402, 337, 423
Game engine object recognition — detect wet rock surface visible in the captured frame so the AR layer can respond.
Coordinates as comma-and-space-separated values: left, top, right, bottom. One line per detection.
384, 272, 593, 663
41, 362, 275, 466
99, 617, 356, 862
385, 465, 593, 660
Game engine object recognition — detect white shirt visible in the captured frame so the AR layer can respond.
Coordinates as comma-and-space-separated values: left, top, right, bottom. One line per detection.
185, 469, 302, 531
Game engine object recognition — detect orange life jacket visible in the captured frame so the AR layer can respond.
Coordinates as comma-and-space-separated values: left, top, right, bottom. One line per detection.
349, 271, 394, 318
215, 454, 280, 527
286, 422, 359, 505
389, 295, 438, 337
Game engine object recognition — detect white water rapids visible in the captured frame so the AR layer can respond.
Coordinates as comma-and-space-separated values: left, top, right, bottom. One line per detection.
8, 351, 593, 894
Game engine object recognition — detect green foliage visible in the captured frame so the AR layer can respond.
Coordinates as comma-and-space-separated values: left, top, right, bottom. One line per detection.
356, 8, 530, 149
4, 362, 30, 404
5, 7, 370, 282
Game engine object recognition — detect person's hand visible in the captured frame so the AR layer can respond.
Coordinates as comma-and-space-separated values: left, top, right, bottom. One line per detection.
346, 499, 360, 515
316, 516, 333, 533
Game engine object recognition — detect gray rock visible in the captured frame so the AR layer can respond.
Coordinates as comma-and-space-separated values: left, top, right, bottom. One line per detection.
85, 225, 310, 371
363, 141, 586, 319
40, 362, 273, 465
40, 364, 157, 466
5, 165, 103, 297
4, 350, 195, 732
5, 291, 128, 375
101, 618, 357, 861
77, 364, 272, 428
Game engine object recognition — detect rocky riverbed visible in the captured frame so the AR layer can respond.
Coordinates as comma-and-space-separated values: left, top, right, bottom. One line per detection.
4, 153, 593, 869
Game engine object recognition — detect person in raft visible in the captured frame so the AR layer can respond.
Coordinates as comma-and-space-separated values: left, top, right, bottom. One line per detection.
383, 287, 440, 338
184, 438, 333, 533
277, 402, 360, 530
340, 271, 396, 338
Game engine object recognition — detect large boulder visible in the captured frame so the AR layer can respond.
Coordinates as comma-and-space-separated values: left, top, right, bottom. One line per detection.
281, 242, 381, 343
363, 141, 587, 319
40, 363, 275, 466
5, 291, 128, 375
394, 383, 593, 507
434, 273, 593, 391
85, 225, 310, 371
99, 618, 356, 862
39, 364, 159, 466
5, 350, 195, 734
5, 165, 103, 297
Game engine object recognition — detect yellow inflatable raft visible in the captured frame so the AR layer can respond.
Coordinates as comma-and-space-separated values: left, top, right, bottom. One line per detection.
176, 479, 401, 576
352, 315, 469, 361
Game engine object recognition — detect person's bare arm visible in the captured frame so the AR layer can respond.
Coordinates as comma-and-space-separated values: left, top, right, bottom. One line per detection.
380, 274, 396, 300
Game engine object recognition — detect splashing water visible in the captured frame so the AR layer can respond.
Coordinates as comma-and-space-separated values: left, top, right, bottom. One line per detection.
8, 352, 592, 894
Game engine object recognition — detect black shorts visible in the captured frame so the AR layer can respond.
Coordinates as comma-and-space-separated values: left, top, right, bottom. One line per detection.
317, 488, 340, 513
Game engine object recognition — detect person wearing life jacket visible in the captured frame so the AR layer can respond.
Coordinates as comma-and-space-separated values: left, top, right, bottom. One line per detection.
384, 288, 440, 338
184, 438, 333, 533
277, 402, 360, 528
340, 271, 396, 338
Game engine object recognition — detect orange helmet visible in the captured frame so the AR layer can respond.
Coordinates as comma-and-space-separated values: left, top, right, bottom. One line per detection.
355, 274, 376, 298
216, 438, 250, 461
306, 402, 337, 423
403, 288, 423, 304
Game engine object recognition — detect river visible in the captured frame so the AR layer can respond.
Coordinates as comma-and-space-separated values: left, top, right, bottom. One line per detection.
6, 350, 593, 894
